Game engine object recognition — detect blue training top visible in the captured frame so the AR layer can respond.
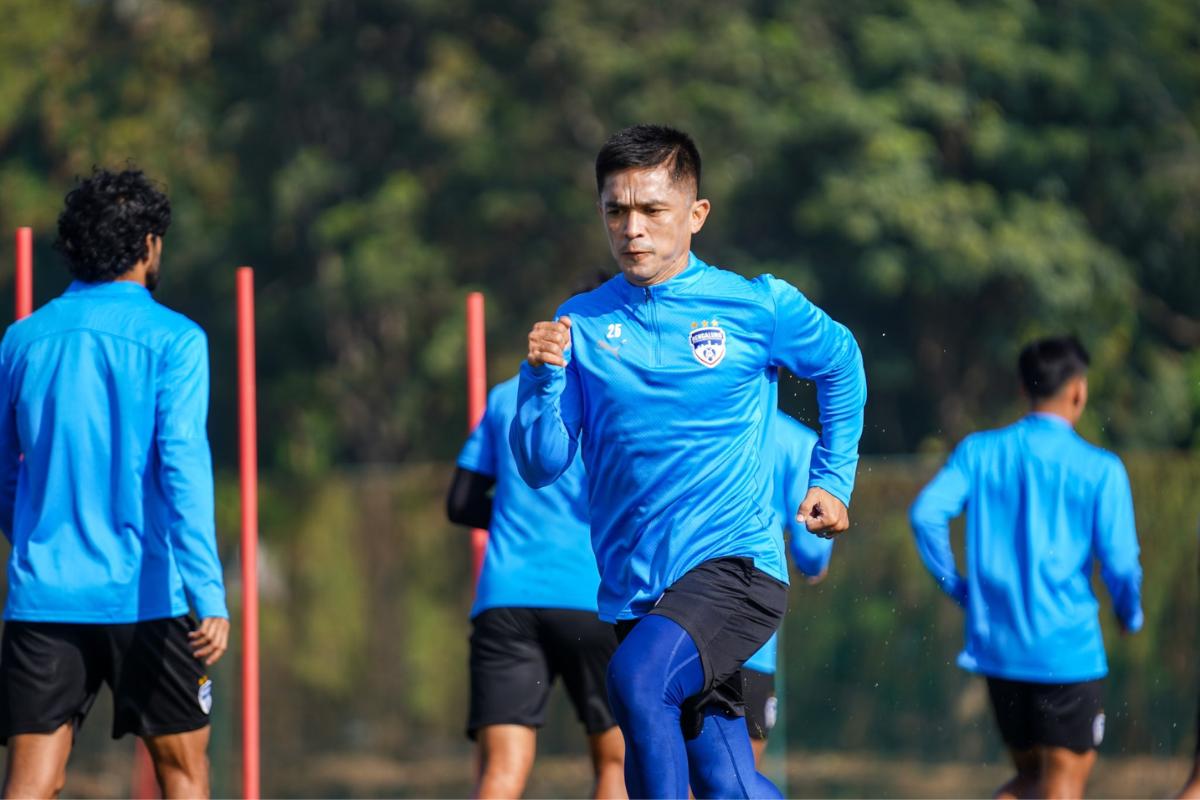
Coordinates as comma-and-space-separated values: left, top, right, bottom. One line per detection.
910, 413, 1143, 682
0, 280, 228, 623
458, 374, 600, 617
510, 252, 866, 622
744, 411, 834, 675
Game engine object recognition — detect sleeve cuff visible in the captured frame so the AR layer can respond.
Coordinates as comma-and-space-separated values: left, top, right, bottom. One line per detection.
1122, 606, 1144, 634
193, 593, 230, 620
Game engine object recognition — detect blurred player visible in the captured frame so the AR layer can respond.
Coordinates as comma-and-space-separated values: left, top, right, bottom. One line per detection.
0, 169, 229, 798
742, 410, 834, 766
447, 368, 624, 799
910, 336, 1143, 799
511, 124, 866, 799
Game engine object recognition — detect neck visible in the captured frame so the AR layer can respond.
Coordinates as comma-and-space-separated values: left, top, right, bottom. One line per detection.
1030, 405, 1076, 426
115, 262, 149, 287
625, 249, 691, 287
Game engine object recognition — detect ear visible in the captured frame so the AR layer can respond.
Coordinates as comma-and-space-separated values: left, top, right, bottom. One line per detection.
690, 198, 711, 234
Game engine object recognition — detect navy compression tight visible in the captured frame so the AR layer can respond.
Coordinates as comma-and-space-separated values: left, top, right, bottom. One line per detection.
606, 614, 782, 799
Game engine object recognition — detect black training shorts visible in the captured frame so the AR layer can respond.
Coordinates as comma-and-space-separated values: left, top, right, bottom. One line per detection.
742, 667, 777, 741
0, 616, 213, 743
468, 607, 618, 740
986, 676, 1105, 753
617, 557, 787, 738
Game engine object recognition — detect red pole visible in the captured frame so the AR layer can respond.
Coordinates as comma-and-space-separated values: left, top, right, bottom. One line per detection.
466, 293, 487, 584
131, 744, 158, 798
15, 228, 32, 320
237, 267, 260, 800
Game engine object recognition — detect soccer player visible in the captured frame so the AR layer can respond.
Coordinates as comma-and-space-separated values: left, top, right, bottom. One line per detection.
0, 169, 229, 799
742, 410, 834, 766
447, 370, 625, 799
910, 336, 1143, 800
510, 124, 866, 799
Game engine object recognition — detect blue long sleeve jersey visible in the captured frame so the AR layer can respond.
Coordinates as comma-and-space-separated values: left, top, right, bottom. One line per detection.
510, 253, 865, 622
909, 413, 1143, 682
744, 411, 834, 675
0, 280, 228, 623
458, 374, 601, 618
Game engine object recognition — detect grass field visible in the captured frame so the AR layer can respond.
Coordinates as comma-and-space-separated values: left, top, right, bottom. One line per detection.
257, 751, 1191, 798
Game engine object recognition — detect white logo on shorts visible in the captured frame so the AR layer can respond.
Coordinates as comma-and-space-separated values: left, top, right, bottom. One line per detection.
764, 696, 778, 731
1092, 712, 1105, 746
198, 677, 213, 715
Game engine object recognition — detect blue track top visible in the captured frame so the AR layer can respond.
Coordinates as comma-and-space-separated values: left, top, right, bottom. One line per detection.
910, 413, 1143, 682
0, 280, 227, 623
510, 252, 866, 622
457, 374, 600, 617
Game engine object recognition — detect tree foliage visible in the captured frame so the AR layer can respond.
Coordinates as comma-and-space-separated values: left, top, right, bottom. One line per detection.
1, 0, 1197, 469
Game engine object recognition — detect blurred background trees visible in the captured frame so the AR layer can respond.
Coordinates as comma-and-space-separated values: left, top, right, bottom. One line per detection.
2, 0, 1195, 470
0, 0, 1197, 794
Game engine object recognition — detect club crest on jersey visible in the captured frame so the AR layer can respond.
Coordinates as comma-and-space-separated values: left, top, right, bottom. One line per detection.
198, 676, 213, 715
689, 320, 726, 368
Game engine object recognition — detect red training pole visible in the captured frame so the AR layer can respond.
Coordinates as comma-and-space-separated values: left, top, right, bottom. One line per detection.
466, 293, 488, 585
237, 268, 260, 800
15, 227, 32, 320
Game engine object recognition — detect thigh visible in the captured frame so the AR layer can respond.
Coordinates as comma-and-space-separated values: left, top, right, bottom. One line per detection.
740, 669, 777, 742
1030, 679, 1105, 753
650, 558, 787, 718
106, 617, 212, 740
0, 622, 103, 742
468, 609, 553, 739
987, 677, 1034, 752
540, 609, 619, 735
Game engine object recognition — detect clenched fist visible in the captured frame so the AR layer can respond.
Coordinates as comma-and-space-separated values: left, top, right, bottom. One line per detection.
527, 316, 572, 368
797, 486, 850, 539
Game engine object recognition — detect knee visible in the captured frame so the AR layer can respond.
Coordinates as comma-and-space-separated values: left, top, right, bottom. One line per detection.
3, 769, 66, 800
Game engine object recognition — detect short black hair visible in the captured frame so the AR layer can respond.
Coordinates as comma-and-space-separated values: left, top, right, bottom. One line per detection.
55, 168, 171, 283
1018, 336, 1091, 400
595, 124, 701, 194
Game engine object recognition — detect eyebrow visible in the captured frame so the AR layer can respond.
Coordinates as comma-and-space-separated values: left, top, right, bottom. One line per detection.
603, 197, 671, 211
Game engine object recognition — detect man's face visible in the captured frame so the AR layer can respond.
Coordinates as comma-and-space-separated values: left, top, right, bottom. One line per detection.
598, 165, 710, 286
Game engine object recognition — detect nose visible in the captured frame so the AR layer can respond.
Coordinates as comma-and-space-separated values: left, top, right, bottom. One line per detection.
622, 210, 647, 240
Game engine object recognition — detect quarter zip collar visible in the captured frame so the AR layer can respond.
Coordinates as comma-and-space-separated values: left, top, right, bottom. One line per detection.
614, 252, 707, 300
65, 280, 151, 299
1025, 412, 1074, 430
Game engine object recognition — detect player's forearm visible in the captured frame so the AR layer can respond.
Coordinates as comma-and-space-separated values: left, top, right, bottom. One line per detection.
910, 501, 967, 606
160, 437, 229, 619
510, 362, 578, 488
446, 467, 494, 529
809, 342, 867, 505
1102, 561, 1144, 632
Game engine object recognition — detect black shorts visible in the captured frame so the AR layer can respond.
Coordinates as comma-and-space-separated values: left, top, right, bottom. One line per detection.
742, 668, 777, 741
986, 676, 1105, 753
468, 607, 618, 740
0, 617, 213, 744
617, 557, 787, 738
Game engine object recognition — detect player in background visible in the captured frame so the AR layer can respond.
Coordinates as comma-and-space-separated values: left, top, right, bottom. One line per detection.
742, 410, 834, 766
447, 367, 625, 799
0, 169, 229, 798
910, 336, 1142, 800
511, 124, 866, 799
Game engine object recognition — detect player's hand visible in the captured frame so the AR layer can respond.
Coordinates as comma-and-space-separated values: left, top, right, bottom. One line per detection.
797, 487, 849, 538
527, 316, 572, 368
189, 617, 230, 666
